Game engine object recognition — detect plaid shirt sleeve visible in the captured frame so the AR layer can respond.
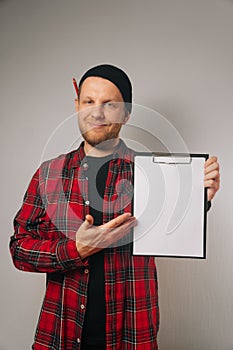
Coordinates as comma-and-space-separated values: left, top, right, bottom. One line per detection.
10, 167, 87, 273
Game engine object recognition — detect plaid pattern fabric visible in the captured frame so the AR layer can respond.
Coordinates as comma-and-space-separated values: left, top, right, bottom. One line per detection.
10, 140, 159, 350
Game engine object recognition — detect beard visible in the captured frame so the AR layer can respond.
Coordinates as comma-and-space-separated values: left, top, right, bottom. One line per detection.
81, 123, 122, 148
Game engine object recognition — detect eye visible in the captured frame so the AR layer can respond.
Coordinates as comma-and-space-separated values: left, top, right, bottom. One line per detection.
84, 99, 93, 105
104, 101, 117, 109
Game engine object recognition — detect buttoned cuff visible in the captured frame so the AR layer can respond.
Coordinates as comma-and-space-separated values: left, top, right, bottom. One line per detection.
56, 238, 89, 270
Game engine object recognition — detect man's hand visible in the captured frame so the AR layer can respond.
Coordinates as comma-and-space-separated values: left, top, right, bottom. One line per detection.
204, 156, 220, 201
76, 213, 137, 259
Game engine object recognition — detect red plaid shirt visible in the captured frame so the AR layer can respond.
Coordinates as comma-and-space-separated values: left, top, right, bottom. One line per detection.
10, 140, 159, 350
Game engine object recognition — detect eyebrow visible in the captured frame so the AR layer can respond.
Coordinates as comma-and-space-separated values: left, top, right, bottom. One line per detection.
81, 96, 119, 103
81, 96, 93, 100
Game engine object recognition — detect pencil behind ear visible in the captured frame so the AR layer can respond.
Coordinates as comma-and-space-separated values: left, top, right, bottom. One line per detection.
73, 77, 80, 112
73, 78, 79, 97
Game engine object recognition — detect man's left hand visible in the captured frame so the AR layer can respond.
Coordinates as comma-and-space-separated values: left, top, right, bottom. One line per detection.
204, 156, 220, 201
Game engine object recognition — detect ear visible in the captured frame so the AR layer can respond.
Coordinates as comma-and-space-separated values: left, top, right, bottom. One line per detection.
123, 111, 130, 124
75, 98, 79, 113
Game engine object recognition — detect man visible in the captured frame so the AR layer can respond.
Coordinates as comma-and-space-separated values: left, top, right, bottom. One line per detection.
10, 64, 220, 350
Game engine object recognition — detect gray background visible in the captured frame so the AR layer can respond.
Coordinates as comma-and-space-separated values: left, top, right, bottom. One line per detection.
1, 0, 232, 349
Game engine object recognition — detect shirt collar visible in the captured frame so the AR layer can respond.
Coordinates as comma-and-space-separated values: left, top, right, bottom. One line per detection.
69, 139, 133, 169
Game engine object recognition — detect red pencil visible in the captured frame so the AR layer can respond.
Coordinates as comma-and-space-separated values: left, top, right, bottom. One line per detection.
73, 78, 79, 96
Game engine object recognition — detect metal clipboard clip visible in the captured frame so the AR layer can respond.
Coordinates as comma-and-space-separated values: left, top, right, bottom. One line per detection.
152, 152, 192, 165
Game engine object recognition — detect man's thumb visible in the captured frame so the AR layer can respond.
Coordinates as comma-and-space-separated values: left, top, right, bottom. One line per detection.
84, 214, 94, 228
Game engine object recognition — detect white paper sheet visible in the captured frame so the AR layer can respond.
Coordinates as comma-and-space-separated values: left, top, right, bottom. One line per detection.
133, 154, 207, 258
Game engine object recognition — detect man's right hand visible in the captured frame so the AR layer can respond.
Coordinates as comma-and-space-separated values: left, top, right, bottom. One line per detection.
76, 213, 137, 259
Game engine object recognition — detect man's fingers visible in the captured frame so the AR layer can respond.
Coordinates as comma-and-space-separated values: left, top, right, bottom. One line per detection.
204, 171, 220, 181
204, 156, 218, 167
205, 163, 220, 175
103, 216, 137, 243
205, 178, 220, 189
204, 156, 219, 171
204, 156, 220, 199
113, 216, 137, 230
102, 213, 132, 229
102, 216, 137, 236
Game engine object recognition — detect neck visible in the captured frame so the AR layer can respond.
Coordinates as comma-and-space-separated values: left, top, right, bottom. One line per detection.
84, 138, 120, 157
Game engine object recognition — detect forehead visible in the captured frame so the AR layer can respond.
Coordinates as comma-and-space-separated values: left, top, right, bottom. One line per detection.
80, 76, 124, 101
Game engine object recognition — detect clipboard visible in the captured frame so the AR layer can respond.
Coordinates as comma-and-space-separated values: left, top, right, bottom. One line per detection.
133, 153, 208, 258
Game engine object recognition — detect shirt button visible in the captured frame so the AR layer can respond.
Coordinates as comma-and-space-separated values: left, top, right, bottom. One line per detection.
85, 200, 90, 205
77, 338, 81, 343
84, 269, 89, 274
80, 304, 85, 310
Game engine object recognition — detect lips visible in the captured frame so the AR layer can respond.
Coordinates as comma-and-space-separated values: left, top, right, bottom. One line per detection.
88, 122, 110, 129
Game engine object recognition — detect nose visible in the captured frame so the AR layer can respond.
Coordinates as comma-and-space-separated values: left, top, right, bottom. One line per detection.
91, 104, 105, 119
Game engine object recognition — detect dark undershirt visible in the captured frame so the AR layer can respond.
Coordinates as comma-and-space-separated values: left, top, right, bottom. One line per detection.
81, 155, 112, 346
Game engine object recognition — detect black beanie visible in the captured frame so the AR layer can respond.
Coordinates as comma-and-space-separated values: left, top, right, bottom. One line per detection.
78, 64, 132, 113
